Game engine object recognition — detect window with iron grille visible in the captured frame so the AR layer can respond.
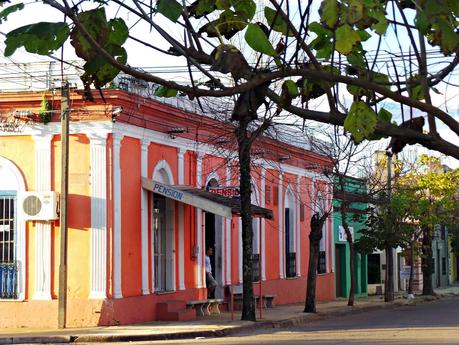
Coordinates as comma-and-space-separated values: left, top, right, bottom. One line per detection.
0, 193, 17, 299
252, 254, 260, 282
317, 251, 326, 274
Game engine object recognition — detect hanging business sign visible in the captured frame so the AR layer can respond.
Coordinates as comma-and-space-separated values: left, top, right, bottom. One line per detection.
208, 186, 240, 198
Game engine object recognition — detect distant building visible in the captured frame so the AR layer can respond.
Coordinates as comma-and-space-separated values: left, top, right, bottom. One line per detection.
333, 176, 368, 298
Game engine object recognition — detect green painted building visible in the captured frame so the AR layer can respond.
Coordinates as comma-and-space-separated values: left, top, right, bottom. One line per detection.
333, 176, 368, 298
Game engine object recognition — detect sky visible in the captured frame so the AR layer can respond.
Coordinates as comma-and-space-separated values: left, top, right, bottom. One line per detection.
0, 0, 458, 168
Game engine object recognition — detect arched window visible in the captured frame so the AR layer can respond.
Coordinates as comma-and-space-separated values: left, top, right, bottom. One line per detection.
0, 156, 26, 300
152, 161, 175, 292
284, 187, 296, 277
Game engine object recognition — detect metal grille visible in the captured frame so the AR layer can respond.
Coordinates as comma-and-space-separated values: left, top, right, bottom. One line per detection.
0, 194, 17, 299
286, 252, 296, 278
317, 251, 327, 274
252, 254, 260, 282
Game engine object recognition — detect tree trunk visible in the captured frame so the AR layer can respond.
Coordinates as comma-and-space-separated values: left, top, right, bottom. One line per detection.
408, 242, 414, 295
348, 241, 356, 306
421, 226, 434, 295
304, 213, 327, 313
236, 117, 256, 321
340, 202, 355, 307
384, 246, 394, 302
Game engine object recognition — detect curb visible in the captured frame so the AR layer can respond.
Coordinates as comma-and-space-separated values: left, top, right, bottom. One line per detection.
0, 336, 73, 344
2, 294, 456, 344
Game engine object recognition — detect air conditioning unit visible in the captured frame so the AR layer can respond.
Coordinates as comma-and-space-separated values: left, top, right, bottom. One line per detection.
20, 191, 59, 221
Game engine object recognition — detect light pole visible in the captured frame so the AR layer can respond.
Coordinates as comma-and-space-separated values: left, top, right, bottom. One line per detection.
58, 81, 70, 328
385, 151, 394, 302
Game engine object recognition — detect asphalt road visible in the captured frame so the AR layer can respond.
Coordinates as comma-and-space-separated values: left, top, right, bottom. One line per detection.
91, 297, 459, 345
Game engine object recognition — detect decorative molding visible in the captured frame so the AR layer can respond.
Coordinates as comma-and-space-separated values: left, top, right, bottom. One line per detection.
196, 153, 203, 288
296, 176, 301, 277
32, 135, 52, 300
112, 133, 123, 299
89, 134, 108, 299
260, 168, 266, 281
177, 148, 186, 290
140, 139, 150, 295
278, 174, 284, 279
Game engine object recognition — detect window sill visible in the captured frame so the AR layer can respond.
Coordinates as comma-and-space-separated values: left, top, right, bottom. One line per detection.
154, 290, 176, 295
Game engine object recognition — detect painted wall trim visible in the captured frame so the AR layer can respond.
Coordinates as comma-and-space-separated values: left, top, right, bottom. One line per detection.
32, 135, 52, 300
88, 133, 108, 299
112, 133, 123, 299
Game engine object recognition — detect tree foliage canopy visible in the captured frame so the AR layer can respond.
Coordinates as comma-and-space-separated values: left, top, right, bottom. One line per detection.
1, 0, 459, 157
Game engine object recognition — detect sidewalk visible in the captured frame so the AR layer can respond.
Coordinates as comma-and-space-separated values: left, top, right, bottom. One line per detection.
1, 285, 458, 344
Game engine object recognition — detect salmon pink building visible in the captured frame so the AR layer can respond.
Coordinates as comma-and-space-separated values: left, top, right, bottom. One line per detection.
0, 81, 334, 328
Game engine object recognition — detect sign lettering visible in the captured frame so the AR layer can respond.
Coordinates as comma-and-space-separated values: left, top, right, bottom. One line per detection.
153, 182, 184, 201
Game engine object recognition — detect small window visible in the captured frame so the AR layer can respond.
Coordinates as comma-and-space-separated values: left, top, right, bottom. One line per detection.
432, 258, 435, 274
440, 225, 446, 240
442, 257, 447, 275
265, 185, 271, 205
317, 251, 326, 274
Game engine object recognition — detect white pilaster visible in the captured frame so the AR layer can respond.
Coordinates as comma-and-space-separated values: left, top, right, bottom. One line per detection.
296, 175, 301, 277
113, 134, 123, 298
140, 139, 150, 295
196, 152, 204, 288
32, 135, 52, 300
278, 174, 284, 279
260, 167, 266, 281
225, 161, 232, 285
88, 134, 108, 299
178, 148, 186, 290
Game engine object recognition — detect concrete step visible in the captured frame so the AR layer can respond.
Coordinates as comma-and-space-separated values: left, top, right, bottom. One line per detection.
156, 300, 186, 314
157, 308, 196, 321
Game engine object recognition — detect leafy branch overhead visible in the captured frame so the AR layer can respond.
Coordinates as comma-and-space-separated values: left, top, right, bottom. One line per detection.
1, 0, 459, 159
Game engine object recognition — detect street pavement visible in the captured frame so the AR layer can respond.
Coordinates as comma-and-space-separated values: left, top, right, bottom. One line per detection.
0, 285, 458, 344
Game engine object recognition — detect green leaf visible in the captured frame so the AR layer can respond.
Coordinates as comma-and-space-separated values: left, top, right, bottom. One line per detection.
83, 44, 127, 88
414, 10, 430, 35
407, 75, 424, 100
216, 0, 230, 10
156, 0, 182, 22
347, 0, 363, 24
264, 6, 294, 36
107, 18, 128, 46
319, 0, 340, 29
357, 29, 371, 41
347, 50, 365, 67
70, 8, 109, 60
244, 23, 277, 56
369, 10, 388, 35
335, 24, 360, 55
435, 17, 459, 54
377, 108, 392, 122
347, 84, 367, 97
344, 101, 377, 143
195, 0, 216, 17
283, 80, 299, 97
154, 85, 178, 97
309, 21, 332, 36
4, 22, 69, 57
0, 3, 24, 24
233, 0, 256, 21
199, 10, 247, 39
